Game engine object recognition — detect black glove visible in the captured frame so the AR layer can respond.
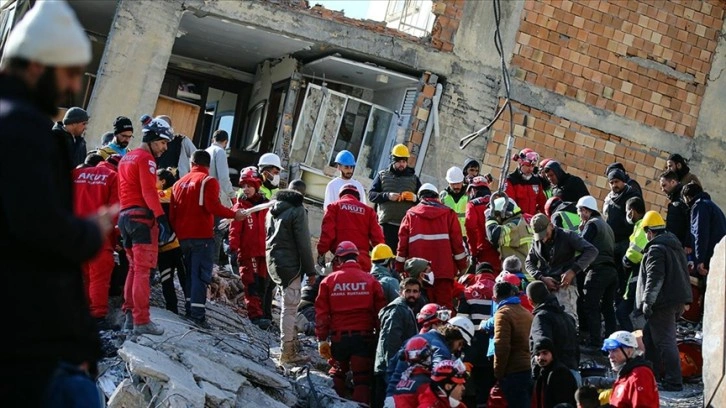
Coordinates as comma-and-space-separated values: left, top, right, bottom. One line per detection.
622, 256, 636, 270
317, 255, 326, 267
157, 215, 175, 245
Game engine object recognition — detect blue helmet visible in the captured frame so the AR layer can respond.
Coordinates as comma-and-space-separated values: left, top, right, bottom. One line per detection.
334, 150, 356, 167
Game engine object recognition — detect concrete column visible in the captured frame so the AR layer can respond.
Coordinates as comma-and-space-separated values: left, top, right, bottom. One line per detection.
85, 0, 183, 146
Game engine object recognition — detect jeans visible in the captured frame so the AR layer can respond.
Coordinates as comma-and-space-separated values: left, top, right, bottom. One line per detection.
644, 303, 684, 386
180, 238, 214, 320
499, 370, 532, 408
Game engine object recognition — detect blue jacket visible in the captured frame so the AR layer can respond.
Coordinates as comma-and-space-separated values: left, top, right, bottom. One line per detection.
385, 330, 452, 396
482, 296, 521, 357
370, 263, 400, 304
690, 192, 726, 267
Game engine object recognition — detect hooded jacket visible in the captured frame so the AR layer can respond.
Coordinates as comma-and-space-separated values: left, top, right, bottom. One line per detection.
229, 193, 268, 259
550, 201, 580, 232
52, 121, 86, 168
504, 169, 547, 216
493, 298, 533, 379
395, 198, 468, 279
544, 161, 589, 203
526, 227, 598, 280
636, 231, 693, 311
604, 184, 639, 242
531, 358, 578, 408
374, 296, 418, 374
465, 196, 502, 270
609, 356, 659, 408
529, 296, 579, 371
370, 263, 400, 303
665, 183, 691, 248
689, 191, 726, 267
266, 190, 315, 286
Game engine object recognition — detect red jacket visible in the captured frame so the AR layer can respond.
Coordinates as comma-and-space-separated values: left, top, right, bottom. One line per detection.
504, 170, 547, 216
392, 366, 431, 408
228, 194, 268, 259
315, 261, 386, 341
317, 194, 385, 271
609, 361, 659, 408
72, 164, 119, 218
118, 148, 164, 217
417, 385, 467, 408
169, 166, 236, 240
465, 197, 502, 273
396, 199, 468, 279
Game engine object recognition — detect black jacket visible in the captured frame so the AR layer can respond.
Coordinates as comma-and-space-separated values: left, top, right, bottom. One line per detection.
0, 75, 102, 367
604, 185, 639, 243
266, 190, 315, 287
526, 227, 598, 280
532, 359, 578, 408
636, 231, 693, 311
51, 121, 86, 168
665, 183, 691, 248
530, 296, 579, 371
689, 192, 726, 267
546, 162, 589, 203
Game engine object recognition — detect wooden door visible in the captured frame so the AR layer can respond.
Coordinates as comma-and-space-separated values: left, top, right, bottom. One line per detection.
154, 95, 200, 138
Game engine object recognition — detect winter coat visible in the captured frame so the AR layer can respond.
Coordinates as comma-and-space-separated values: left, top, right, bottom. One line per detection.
636, 231, 693, 311
665, 183, 691, 248
493, 300, 533, 379
315, 261, 386, 341
386, 330, 454, 397
486, 212, 533, 267
370, 263, 400, 304
580, 215, 616, 268
374, 296, 418, 374
391, 365, 431, 407
369, 165, 421, 225
546, 162, 590, 203
457, 273, 496, 325
0, 74, 102, 368
417, 385, 467, 408
526, 227, 598, 281
72, 164, 119, 218
465, 196, 501, 270
609, 356, 659, 408
689, 192, 726, 267
530, 296, 579, 371
318, 193, 385, 271
504, 169, 547, 215
206, 142, 235, 207
266, 189, 315, 286
603, 185, 639, 243
52, 121, 87, 168
229, 194, 268, 259
550, 201, 580, 232
118, 148, 165, 217
396, 198, 468, 279
532, 359, 578, 408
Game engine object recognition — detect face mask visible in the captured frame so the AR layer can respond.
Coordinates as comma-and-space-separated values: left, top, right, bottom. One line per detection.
422, 271, 435, 286
269, 173, 280, 187
449, 397, 461, 407
626, 214, 634, 225
521, 172, 532, 181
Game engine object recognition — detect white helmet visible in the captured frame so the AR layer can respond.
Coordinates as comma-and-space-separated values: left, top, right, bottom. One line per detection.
448, 316, 475, 345
258, 153, 281, 170
576, 195, 599, 213
418, 183, 439, 196
602, 330, 638, 352
445, 166, 465, 184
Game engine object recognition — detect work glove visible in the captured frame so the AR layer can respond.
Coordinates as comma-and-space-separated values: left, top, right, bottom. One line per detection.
318, 341, 332, 359
642, 303, 653, 318
157, 215, 175, 246
400, 191, 416, 202
622, 256, 636, 271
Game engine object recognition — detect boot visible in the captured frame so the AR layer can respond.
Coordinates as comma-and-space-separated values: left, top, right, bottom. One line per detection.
95, 316, 120, 332
251, 318, 272, 330
280, 341, 310, 365
122, 310, 133, 332
133, 321, 165, 336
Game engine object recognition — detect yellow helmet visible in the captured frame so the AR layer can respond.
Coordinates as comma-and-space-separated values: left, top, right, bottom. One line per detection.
391, 144, 410, 158
371, 244, 395, 261
641, 211, 666, 230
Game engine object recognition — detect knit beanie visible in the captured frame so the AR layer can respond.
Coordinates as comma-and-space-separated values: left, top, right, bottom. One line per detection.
607, 169, 627, 182
526, 280, 551, 305
533, 337, 555, 354
113, 116, 134, 135
404, 258, 431, 279
62, 107, 89, 125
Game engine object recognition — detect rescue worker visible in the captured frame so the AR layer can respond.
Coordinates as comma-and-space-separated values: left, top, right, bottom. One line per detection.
315, 241, 386, 405
636, 211, 692, 392
389, 337, 434, 407
417, 303, 452, 334
537, 158, 554, 198
531, 337, 578, 408
505, 148, 547, 216
666, 153, 701, 186
526, 213, 598, 321
72, 152, 120, 330
374, 277, 421, 407
318, 183, 385, 272
396, 183, 468, 310
605, 163, 642, 198
254, 152, 282, 200
156, 167, 187, 315
457, 262, 497, 326
465, 176, 501, 272
682, 182, 726, 276
544, 196, 580, 232
618, 197, 646, 332
417, 360, 468, 408
485, 194, 533, 267
658, 170, 691, 249
542, 160, 590, 203
324, 149, 367, 208
576, 195, 618, 349
229, 167, 271, 329
154, 114, 197, 178
52, 106, 88, 167
602, 331, 659, 406
369, 144, 422, 250
370, 243, 401, 303
267, 184, 316, 363
98, 116, 133, 158
441, 166, 469, 240
603, 169, 639, 298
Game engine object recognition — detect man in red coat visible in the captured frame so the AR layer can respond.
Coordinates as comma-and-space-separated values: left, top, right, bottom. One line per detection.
396, 183, 468, 310
318, 183, 385, 271
504, 148, 547, 216
170, 150, 243, 328
73, 154, 120, 330
464, 176, 501, 273
315, 241, 386, 405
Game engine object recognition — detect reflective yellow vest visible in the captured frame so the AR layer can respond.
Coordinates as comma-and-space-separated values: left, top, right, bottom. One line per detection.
441, 192, 468, 237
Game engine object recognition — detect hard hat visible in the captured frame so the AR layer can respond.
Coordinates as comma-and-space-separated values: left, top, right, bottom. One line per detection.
520, 151, 540, 166
641, 211, 666, 230
492, 197, 520, 215
576, 195, 599, 213
448, 315, 475, 345
334, 241, 359, 257
239, 166, 262, 189
141, 119, 173, 143
371, 244, 394, 261
418, 183, 439, 196
334, 150, 356, 166
496, 272, 521, 288
445, 166, 465, 184
403, 337, 433, 366
513, 148, 534, 161
544, 196, 563, 217
602, 330, 639, 352
417, 303, 450, 326
258, 153, 282, 169
391, 144, 410, 158
338, 183, 360, 198
539, 158, 553, 169
431, 360, 468, 384
467, 176, 490, 191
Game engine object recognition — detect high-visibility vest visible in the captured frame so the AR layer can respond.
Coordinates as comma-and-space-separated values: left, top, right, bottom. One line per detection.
441, 192, 468, 237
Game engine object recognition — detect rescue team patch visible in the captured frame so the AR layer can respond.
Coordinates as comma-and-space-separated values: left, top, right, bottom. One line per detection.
340, 203, 365, 215
331, 282, 369, 296
148, 160, 157, 175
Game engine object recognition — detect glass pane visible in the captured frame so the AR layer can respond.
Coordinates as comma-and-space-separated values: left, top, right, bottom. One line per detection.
357, 107, 394, 180
204, 87, 238, 148
242, 101, 265, 152
329, 100, 371, 167
290, 86, 324, 164
305, 93, 346, 169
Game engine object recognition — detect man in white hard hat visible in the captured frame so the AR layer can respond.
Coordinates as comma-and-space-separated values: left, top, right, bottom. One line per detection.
440, 166, 468, 242
257, 152, 282, 200
0, 1, 117, 405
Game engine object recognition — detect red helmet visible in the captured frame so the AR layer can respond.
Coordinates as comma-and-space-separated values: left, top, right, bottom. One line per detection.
539, 158, 553, 170
338, 183, 360, 198
520, 151, 539, 166
544, 196, 563, 217
403, 337, 433, 366
467, 176, 490, 190
431, 360, 467, 384
512, 148, 534, 161
334, 241, 359, 257
417, 303, 451, 326
239, 166, 261, 189
496, 272, 521, 287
